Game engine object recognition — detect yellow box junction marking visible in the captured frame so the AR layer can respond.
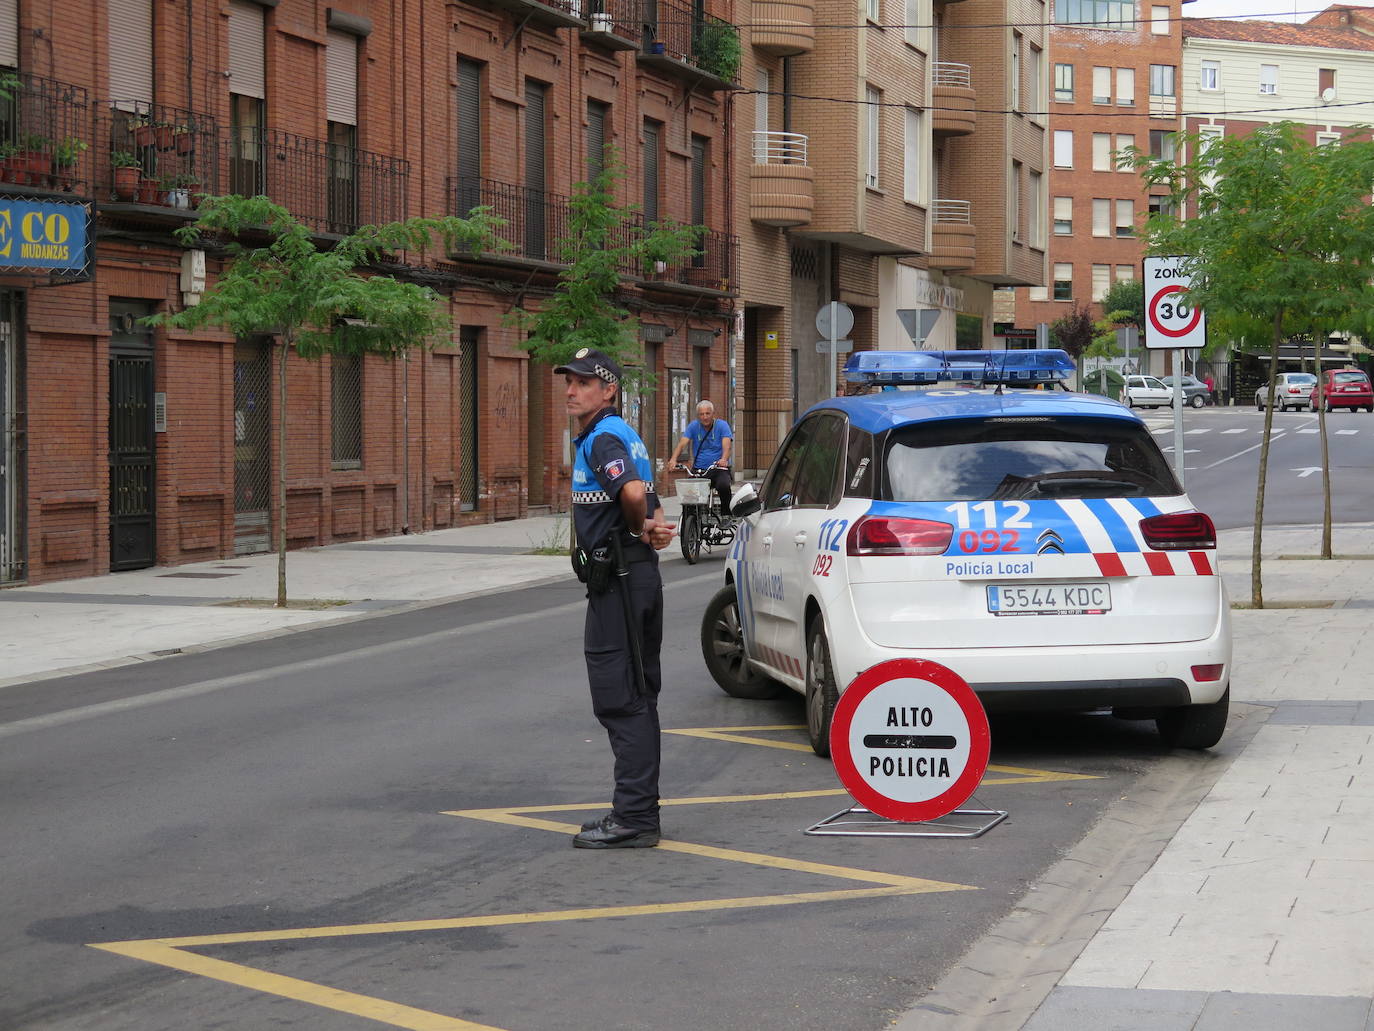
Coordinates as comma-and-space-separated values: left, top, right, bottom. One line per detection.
90, 785, 978, 1030
664, 724, 1099, 785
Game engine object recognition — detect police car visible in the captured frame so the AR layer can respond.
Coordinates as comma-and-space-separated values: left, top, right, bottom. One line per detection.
699, 349, 1231, 755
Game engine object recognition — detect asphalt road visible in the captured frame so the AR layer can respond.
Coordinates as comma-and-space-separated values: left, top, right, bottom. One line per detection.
1136, 404, 1374, 529
0, 562, 1196, 1031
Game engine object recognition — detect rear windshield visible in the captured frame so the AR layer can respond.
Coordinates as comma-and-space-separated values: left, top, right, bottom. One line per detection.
1333, 372, 1369, 384
1284, 374, 1316, 384
883, 416, 1182, 502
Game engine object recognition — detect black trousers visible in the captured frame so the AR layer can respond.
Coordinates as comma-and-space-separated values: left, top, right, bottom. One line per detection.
583, 558, 664, 830
704, 466, 733, 512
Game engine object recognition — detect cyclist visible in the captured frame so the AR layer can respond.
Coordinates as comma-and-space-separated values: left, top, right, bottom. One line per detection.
667, 400, 733, 514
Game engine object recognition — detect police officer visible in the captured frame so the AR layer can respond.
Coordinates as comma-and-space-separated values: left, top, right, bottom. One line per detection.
557, 348, 674, 849
667, 400, 734, 513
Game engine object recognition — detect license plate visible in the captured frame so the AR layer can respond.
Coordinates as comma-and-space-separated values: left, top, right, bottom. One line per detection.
986, 582, 1111, 616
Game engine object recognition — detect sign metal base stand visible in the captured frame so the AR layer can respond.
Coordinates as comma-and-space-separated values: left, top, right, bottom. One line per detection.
804, 797, 1007, 839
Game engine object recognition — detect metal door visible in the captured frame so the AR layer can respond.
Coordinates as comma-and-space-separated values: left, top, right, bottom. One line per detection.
233, 339, 272, 554
0, 292, 23, 583
109, 303, 156, 571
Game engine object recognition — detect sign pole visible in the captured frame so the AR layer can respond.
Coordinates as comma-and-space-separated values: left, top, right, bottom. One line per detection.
1172, 348, 1186, 486
829, 317, 837, 399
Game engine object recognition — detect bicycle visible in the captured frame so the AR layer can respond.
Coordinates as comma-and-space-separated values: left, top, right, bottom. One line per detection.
674, 465, 737, 565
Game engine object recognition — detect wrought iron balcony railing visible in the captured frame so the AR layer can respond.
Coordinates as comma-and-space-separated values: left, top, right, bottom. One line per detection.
753, 130, 808, 165
0, 73, 92, 196
99, 102, 220, 208
614, 213, 737, 292
450, 175, 572, 263
641, 0, 741, 88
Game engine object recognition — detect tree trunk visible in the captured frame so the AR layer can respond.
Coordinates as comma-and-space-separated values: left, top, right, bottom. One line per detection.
277, 336, 289, 608
1314, 333, 1332, 559
1251, 315, 1283, 608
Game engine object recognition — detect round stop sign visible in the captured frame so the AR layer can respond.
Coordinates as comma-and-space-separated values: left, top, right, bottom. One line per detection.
830, 659, 991, 823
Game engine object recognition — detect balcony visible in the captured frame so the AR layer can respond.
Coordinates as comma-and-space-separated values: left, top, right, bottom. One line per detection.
638, 0, 740, 91
751, 0, 815, 55
932, 64, 976, 136
614, 215, 737, 295
580, 0, 640, 50
478, 0, 585, 30
447, 175, 573, 266
97, 103, 220, 219
0, 74, 92, 198
928, 199, 975, 271
750, 131, 813, 227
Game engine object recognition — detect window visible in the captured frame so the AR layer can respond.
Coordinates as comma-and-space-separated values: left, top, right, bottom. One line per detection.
1092, 264, 1111, 301
1149, 64, 1175, 97
110, 0, 154, 105
643, 118, 662, 221
1200, 60, 1220, 91
1116, 67, 1134, 106
1149, 129, 1176, 161
1029, 286, 1049, 301
1055, 0, 1133, 29
456, 58, 484, 215
1029, 45, 1044, 121
1053, 129, 1073, 168
1029, 170, 1044, 246
1115, 198, 1133, 237
1011, 33, 1022, 112
1092, 198, 1110, 237
331, 354, 362, 469
587, 99, 609, 181
1198, 124, 1223, 159
1148, 194, 1177, 218
904, 106, 925, 204
865, 85, 880, 187
906, 0, 932, 52
1092, 133, 1111, 171
1053, 196, 1072, 235
690, 135, 707, 267
1115, 264, 1134, 282
866, 0, 880, 22
1150, 5, 1169, 33
1053, 263, 1073, 301
1093, 66, 1111, 104
326, 122, 358, 233
1319, 67, 1336, 98
1011, 160, 1022, 241
1259, 64, 1277, 95
1114, 133, 1134, 170
229, 92, 264, 197
1055, 62, 1074, 101
1317, 132, 1340, 147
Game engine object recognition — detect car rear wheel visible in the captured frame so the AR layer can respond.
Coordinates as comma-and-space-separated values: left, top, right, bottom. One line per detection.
700, 584, 778, 699
805, 613, 840, 757
1255, 395, 1263, 411
680, 512, 701, 565
1189, 394, 1205, 408
1157, 688, 1229, 749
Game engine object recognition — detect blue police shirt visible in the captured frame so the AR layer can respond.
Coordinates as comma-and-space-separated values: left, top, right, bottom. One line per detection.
572, 408, 659, 549
682, 418, 732, 468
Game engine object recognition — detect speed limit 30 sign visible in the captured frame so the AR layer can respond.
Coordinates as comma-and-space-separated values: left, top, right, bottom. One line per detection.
1143, 256, 1206, 350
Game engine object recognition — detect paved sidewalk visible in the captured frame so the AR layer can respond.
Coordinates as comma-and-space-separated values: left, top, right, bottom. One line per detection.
3, 514, 1372, 1029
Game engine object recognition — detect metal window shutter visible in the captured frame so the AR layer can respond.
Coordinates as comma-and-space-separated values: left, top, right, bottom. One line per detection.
228, 0, 266, 101
0, 0, 17, 68
524, 82, 545, 192
457, 59, 481, 182
326, 29, 357, 125
642, 121, 659, 223
586, 100, 605, 181
690, 136, 705, 226
108, 0, 153, 105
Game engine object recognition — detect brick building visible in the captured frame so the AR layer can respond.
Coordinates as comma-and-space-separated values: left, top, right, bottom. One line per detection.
1011, 0, 1188, 373
0, 0, 736, 586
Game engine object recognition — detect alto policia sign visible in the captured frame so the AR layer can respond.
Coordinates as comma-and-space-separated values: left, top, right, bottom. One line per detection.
0, 197, 90, 274
828, 658, 991, 823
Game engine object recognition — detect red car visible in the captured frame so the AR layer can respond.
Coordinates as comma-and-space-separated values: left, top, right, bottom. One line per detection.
1311, 368, 1373, 412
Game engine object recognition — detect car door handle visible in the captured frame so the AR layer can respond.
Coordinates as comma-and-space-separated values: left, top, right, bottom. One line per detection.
793, 532, 808, 547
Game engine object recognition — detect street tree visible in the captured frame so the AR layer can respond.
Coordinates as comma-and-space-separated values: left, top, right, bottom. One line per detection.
1132, 122, 1374, 602
510, 153, 702, 380
150, 194, 500, 607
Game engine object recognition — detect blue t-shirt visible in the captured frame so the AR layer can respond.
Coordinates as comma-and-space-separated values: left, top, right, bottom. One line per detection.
682, 418, 732, 468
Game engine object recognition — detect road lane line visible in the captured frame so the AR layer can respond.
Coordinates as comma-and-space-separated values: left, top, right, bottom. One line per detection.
1202, 430, 1288, 470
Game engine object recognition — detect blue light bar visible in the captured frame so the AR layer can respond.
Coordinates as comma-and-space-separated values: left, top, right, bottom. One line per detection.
843, 349, 1076, 386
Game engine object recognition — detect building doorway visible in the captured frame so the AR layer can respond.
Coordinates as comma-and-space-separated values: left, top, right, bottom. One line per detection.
109, 301, 157, 571
233, 338, 272, 555
0, 291, 23, 583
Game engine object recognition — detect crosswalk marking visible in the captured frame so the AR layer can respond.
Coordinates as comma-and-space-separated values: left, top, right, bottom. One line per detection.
1221, 428, 1247, 434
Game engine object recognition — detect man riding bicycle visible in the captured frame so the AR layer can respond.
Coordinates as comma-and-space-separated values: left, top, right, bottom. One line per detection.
667, 400, 733, 513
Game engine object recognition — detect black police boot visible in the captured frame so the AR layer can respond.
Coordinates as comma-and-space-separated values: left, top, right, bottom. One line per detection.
580, 812, 614, 831
572, 815, 660, 849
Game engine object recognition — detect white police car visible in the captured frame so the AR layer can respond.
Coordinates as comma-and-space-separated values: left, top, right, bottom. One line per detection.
699, 349, 1231, 754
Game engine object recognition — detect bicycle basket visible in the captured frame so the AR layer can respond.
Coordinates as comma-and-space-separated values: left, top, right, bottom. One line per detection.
677, 478, 712, 505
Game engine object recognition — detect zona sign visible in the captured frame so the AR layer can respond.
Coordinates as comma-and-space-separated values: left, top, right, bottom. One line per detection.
830, 658, 991, 823
1143, 255, 1206, 350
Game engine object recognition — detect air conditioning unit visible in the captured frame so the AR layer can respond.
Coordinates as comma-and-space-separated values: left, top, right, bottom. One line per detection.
1321, 86, 1337, 102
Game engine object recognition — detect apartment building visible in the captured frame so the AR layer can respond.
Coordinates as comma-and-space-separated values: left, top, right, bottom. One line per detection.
732, 0, 1046, 469
1011, 0, 1187, 372
0, 0, 737, 585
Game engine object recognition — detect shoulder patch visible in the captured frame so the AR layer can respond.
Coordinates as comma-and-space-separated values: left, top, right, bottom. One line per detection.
603, 458, 626, 479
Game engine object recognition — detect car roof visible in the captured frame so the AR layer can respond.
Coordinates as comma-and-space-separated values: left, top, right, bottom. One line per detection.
807, 388, 1143, 435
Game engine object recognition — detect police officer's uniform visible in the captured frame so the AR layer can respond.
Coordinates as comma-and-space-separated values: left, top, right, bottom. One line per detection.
559, 350, 663, 848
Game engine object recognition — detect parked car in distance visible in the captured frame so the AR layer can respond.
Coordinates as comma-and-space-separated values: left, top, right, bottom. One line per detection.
1255, 372, 1316, 411
1161, 375, 1212, 408
1124, 375, 1173, 409
1310, 367, 1373, 412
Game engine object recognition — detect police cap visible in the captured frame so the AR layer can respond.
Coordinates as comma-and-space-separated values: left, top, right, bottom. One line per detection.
555, 348, 622, 386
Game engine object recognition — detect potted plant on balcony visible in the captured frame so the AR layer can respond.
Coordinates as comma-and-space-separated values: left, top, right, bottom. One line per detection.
17, 133, 51, 185
110, 149, 141, 200
136, 170, 165, 206
0, 142, 22, 185
173, 125, 195, 155
153, 121, 177, 150
692, 20, 740, 83
172, 172, 203, 208
128, 117, 156, 149
51, 136, 88, 191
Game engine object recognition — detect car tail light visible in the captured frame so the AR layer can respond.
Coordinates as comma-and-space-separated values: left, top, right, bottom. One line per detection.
1139, 511, 1216, 550
1192, 664, 1225, 682
847, 516, 954, 556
